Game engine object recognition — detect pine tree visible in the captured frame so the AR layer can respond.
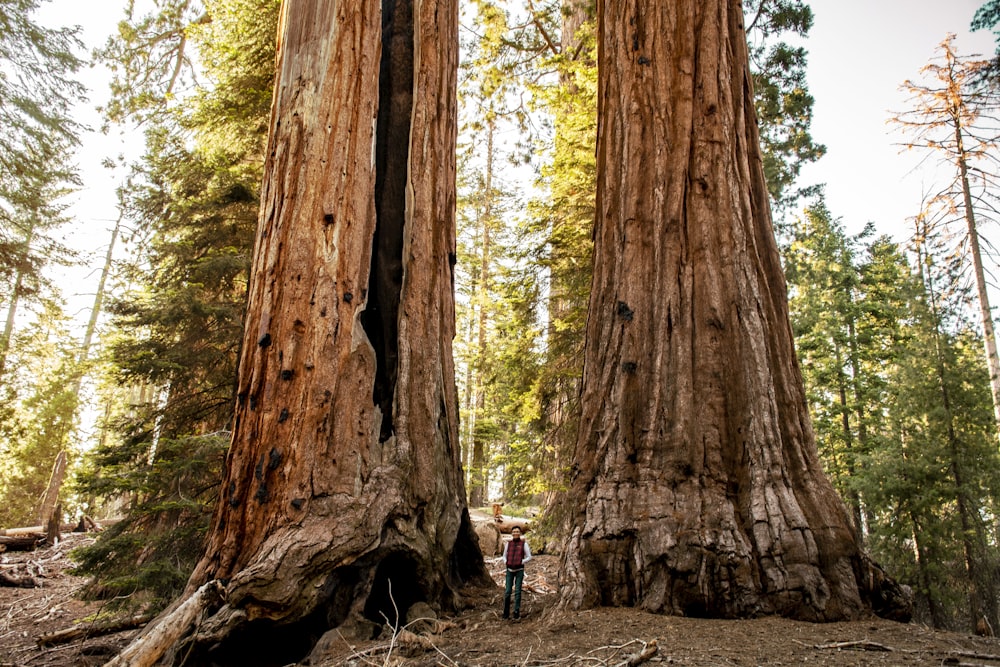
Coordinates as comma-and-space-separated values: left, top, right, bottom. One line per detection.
73, 0, 279, 611
891, 35, 1000, 440
744, 0, 825, 214
785, 203, 912, 544
456, 0, 546, 508
0, 0, 83, 303
0, 301, 80, 527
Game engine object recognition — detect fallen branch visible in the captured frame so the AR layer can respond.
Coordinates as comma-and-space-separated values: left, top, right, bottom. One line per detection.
949, 651, 1000, 662
38, 615, 152, 647
102, 580, 224, 667
614, 639, 658, 667
815, 640, 893, 652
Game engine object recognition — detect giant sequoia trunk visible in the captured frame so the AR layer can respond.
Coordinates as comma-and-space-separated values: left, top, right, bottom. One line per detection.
558, 0, 908, 621
119, 1, 487, 664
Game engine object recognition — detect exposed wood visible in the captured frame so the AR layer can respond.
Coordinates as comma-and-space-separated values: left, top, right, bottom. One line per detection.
45, 502, 62, 545
37, 451, 67, 527
494, 518, 530, 534
37, 615, 152, 647
473, 519, 502, 556
102, 581, 222, 667
615, 639, 658, 667
1, 521, 87, 536
950, 651, 1000, 661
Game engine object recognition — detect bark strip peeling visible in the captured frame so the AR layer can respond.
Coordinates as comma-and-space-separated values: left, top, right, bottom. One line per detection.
363, 0, 415, 443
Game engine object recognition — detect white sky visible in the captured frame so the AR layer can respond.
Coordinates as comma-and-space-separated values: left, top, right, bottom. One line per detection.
800, 0, 996, 241
34, 0, 1000, 317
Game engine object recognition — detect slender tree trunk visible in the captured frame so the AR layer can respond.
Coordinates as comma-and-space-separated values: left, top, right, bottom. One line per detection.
918, 229, 997, 632
833, 340, 864, 543
910, 518, 946, 628
558, 0, 907, 621
0, 226, 31, 381
469, 118, 496, 509
898, 419, 947, 628
955, 128, 1000, 440
79, 214, 120, 363
110, 2, 487, 663
846, 316, 875, 536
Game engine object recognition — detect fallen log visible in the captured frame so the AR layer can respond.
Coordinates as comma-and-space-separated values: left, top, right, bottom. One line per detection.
0, 534, 45, 551
1, 523, 79, 537
494, 517, 530, 534
102, 580, 224, 667
0, 570, 37, 587
38, 615, 152, 647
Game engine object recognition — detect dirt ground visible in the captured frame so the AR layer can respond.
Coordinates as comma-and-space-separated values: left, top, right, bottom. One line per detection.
3, 534, 1000, 667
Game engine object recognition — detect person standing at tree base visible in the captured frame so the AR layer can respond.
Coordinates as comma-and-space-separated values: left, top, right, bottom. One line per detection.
502, 526, 532, 620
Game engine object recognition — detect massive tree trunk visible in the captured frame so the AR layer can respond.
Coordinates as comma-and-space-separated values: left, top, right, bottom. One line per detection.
115, 1, 487, 664
558, 0, 908, 621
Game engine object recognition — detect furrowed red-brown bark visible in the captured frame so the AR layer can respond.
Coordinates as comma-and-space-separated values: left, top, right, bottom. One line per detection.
116, 0, 491, 662
558, 0, 907, 621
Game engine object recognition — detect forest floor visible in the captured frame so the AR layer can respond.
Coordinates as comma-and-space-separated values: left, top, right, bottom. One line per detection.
3, 533, 1000, 666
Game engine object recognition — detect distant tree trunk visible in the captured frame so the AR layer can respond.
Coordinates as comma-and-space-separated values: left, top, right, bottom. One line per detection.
0, 226, 31, 381
956, 131, 1000, 440
833, 338, 864, 543
469, 118, 496, 510
113, 2, 487, 664
558, 0, 907, 621
917, 231, 998, 632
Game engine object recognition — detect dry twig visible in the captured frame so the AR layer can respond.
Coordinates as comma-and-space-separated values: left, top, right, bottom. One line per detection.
814, 640, 893, 652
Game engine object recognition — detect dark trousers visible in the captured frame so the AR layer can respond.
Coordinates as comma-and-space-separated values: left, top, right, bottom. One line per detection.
503, 567, 524, 617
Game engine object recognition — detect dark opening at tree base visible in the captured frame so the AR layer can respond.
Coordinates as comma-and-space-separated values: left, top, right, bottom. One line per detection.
363, 552, 424, 635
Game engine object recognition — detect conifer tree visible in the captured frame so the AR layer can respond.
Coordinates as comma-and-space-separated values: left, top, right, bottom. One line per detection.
73, 0, 279, 610
891, 35, 1000, 439
456, 0, 546, 508
0, 0, 83, 381
887, 213, 1000, 630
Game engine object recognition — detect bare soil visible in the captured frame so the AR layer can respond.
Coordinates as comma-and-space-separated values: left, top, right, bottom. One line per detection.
3, 535, 1000, 667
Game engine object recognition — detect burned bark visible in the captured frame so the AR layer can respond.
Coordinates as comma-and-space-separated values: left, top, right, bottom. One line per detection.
558, 0, 909, 622
110, 2, 487, 665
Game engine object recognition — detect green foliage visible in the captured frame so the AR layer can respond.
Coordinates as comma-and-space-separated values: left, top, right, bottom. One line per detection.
785, 203, 911, 530
73, 433, 228, 611
0, 0, 83, 379
96, 0, 207, 126
75, 0, 278, 611
745, 0, 825, 215
0, 302, 81, 527
788, 200, 1000, 630
456, 0, 549, 507
0, 0, 84, 221
972, 0, 1000, 80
